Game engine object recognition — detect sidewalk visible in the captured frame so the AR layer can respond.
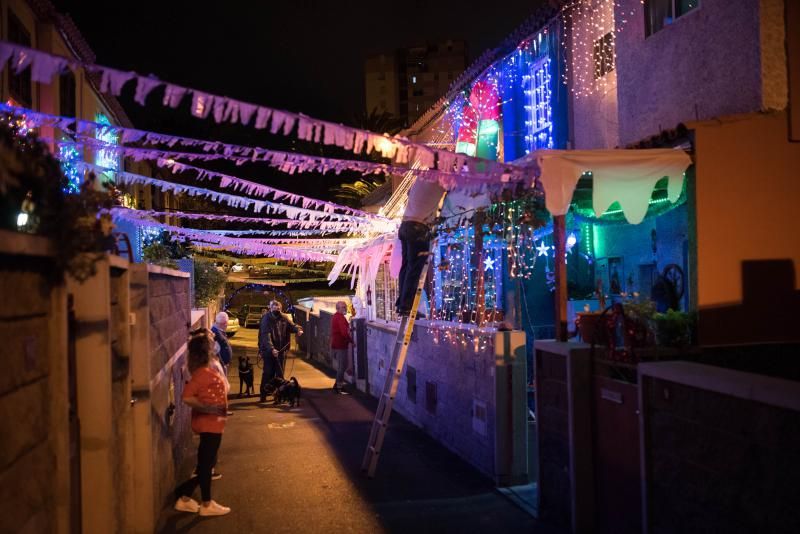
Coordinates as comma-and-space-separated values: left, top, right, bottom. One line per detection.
157, 330, 561, 533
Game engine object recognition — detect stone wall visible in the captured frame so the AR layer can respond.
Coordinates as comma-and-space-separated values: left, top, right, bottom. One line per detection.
147, 270, 193, 514
365, 322, 498, 477
0, 246, 68, 533
639, 362, 800, 534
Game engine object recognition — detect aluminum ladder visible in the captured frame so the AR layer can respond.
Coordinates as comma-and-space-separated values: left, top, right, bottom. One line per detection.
361, 253, 431, 478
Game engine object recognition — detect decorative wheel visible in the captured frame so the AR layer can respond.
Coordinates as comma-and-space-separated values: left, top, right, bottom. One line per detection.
653, 263, 685, 311
662, 264, 685, 299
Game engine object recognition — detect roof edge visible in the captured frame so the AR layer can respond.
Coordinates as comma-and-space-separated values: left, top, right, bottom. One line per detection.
403, 0, 564, 137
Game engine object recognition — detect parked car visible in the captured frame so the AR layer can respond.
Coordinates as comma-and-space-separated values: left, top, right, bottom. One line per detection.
245, 306, 268, 328
224, 315, 240, 337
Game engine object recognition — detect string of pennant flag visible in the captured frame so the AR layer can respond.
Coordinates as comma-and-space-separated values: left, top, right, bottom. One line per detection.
4, 103, 519, 193
0, 41, 532, 183
112, 209, 339, 262
79, 161, 377, 224
114, 208, 385, 233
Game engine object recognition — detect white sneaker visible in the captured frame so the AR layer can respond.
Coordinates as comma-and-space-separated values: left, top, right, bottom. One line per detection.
174, 497, 200, 513
199, 500, 231, 517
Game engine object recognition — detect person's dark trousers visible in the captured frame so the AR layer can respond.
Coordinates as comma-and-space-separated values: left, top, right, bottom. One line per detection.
275, 351, 286, 379
259, 351, 288, 399
175, 432, 222, 503
395, 220, 431, 313
260, 355, 276, 400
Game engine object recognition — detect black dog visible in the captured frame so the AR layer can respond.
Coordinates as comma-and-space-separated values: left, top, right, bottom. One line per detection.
238, 356, 254, 397
261, 376, 286, 401
274, 377, 301, 407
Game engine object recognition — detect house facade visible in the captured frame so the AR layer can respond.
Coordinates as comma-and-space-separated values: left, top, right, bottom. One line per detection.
0, 0, 180, 261
348, 0, 799, 531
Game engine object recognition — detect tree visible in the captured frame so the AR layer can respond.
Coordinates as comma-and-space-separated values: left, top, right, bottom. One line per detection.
352, 108, 405, 136
331, 177, 386, 208
142, 231, 192, 268
193, 259, 227, 307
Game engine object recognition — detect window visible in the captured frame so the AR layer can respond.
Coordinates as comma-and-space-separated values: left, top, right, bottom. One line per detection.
59, 70, 76, 117
7, 11, 32, 106
593, 32, 615, 79
412, 75, 417, 84
95, 113, 120, 181
525, 57, 554, 153
374, 263, 399, 321
150, 185, 162, 210
645, 0, 699, 36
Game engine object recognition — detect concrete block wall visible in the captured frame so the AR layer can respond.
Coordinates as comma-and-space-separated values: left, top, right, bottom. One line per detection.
147, 270, 193, 514
534, 341, 596, 533
0, 242, 69, 533
639, 362, 800, 534
534, 346, 572, 527
365, 322, 498, 477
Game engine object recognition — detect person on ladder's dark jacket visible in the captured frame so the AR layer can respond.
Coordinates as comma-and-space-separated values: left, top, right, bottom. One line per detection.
258, 300, 303, 402
395, 179, 445, 316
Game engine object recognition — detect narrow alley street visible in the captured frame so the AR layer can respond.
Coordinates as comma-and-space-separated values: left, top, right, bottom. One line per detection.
156, 327, 555, 533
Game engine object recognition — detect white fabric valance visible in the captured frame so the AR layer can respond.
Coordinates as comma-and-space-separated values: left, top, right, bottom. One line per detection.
525, 149, 693, 224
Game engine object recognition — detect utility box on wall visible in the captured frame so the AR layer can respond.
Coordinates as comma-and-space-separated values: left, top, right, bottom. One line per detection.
494, 330, 528, 486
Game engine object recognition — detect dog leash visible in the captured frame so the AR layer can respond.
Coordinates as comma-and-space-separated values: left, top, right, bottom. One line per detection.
273, 342, 292, 377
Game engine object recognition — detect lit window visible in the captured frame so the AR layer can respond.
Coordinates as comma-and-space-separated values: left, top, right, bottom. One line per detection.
645, 0, 699, 36
95, 113, 120, 180
412, 75, 417, 84
593, 32, 615, 79
525, 57, 554, 152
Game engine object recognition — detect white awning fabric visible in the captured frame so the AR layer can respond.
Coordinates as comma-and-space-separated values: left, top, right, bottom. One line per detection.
521, 149, 693, 224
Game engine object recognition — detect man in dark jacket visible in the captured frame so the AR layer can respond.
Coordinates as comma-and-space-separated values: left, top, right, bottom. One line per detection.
258, 300, 303, 402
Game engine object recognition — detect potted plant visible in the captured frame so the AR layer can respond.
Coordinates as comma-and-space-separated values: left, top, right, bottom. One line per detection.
621, 297, 657, 347
653, 309, 695, 348
576, 279, 608, 343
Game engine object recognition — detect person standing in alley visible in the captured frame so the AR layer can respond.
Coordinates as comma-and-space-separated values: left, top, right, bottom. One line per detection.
258, 300, 303, 402
395, 178, 446, 316
331, 300, 354, 394
211, 312, 233, 376
174, 328, 231, 517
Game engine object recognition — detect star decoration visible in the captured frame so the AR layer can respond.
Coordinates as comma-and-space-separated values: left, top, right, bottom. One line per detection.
484, 256, 495, 271
536, 241, 550, 257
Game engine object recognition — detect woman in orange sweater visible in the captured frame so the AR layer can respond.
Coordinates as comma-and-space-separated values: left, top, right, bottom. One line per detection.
174, 329, 231, 517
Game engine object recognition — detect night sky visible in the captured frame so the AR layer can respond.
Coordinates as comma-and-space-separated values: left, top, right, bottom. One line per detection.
52, 1, 543, 125
49, 0, 545, 200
